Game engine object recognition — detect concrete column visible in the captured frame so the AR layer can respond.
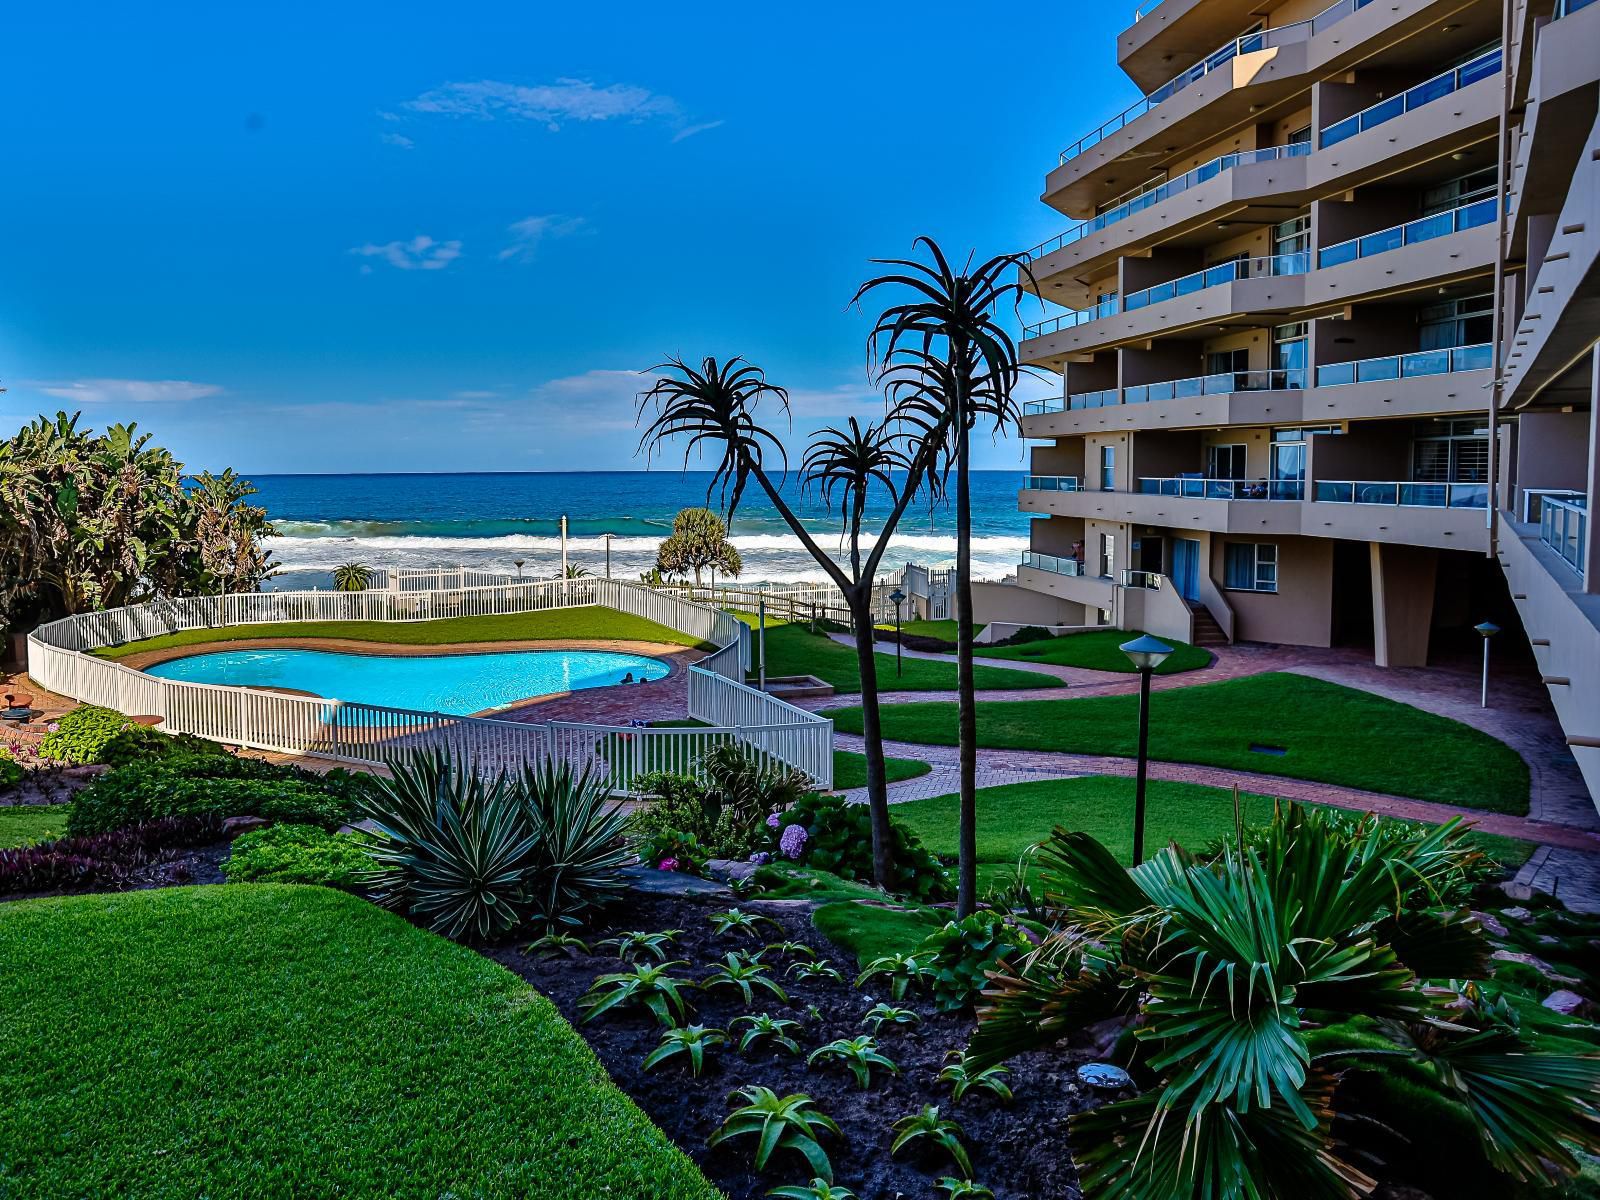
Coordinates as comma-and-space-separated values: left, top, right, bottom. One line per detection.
1370, 542, 1438, 667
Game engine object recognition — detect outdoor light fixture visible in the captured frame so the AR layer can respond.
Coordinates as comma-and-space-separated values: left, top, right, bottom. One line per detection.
1475, 621, 1500, 709
1121, 634, 1173, 864
890, 588, 907, 677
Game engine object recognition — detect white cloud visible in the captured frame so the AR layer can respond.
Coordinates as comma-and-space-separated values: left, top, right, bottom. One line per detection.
380, 132, 415, 150
349, 235, 461, 272
498, 213, 587, 263
671, 119, 725, 143
25, 378, 224, 405
403, 77, 689, 133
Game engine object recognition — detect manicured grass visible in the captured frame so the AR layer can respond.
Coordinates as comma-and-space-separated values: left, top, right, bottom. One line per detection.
0, 805, 70, 847
0, 886, 719, 1200
831, 673, 1530, 814
745, 619, 1057, 694
813, 899, 945, 967
830, 750, 932, 791
92, 606, 712, 660
981, 628, 1212, 674
873, 619, 971, 643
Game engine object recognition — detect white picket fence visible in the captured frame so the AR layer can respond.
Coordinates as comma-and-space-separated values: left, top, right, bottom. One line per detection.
27, 578, 833, 789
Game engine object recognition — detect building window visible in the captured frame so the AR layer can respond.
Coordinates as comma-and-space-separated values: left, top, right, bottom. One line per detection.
1224, 542, 1278, 593
1206, 347, 1250, 376
1419, 293, 1493, 349
1100, 445, 1116, 491
1286, 125, 1312, 147
1272, 215, 1311, 273
1273, 322, 1308, 374
1421, 166, 1496, 217
1411, 419, 1490, 483
1098, 533, 1116, 579
1208, 443, 1248, 480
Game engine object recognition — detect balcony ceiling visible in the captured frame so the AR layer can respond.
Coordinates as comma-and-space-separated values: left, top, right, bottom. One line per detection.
1116, 0, 1272, 92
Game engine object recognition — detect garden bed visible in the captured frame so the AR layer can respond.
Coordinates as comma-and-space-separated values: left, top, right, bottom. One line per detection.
490, 891, 1093, 1200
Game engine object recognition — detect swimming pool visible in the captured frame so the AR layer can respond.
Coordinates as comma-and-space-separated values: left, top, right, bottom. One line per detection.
143, 647, 670, 715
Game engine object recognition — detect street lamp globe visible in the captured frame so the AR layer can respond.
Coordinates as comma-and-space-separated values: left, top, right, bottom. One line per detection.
1475, 621, 1501, 639
890, 588, 906, 607
1120, 634, 1174, 673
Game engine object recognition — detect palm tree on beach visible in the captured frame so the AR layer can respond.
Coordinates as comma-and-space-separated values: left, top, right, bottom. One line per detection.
654, 506, 742, 587
637, 357, 946, 888
854, 237, 1036, 917
333, 562, 373, 592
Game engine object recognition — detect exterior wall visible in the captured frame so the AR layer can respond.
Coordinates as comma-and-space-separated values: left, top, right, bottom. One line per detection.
1209, 533, 1335, 645
970, 582, 1088, 627
1371, 542, 1439, 667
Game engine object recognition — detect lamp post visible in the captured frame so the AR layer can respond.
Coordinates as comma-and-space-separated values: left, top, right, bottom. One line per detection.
513, 559, 525, 581
889, 588, 907, 677
1475, 621, 1501, 709
601, 533, 614, 579
1120, 634, 1173, 865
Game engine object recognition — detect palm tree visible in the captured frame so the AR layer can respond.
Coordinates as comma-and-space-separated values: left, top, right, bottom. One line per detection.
637, 356, 944, 887
854, 238, 1036, 917
332, 562, 373, 592
563, 562, 592, 579
654, 507, 742, 585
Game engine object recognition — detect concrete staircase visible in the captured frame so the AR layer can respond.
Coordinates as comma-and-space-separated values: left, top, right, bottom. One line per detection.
1186, 600, 1229, 647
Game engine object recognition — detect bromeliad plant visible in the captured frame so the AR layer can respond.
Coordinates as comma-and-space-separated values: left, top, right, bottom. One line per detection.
806, 1036, 900, 1090
642, 1024, 726, 1078
708, 1087, 842, 1183
763, 939, 818, 963
599, 929, 682, 963
935, 1180, 994, 1200
938, 1052, 1013, 1106
890, 1105, 973, 1178
767, 1181, 859, 1200
789, 960, 845, 985
855, 952, 931, 1001
702, 953, 789, 1005
578, 962, 696, 1028
733, 1012, 805, 1057
525, 932, 592, 959
968, 805, 1600, 1199
861, 1003, 921, 1035
710, 908, 781, 939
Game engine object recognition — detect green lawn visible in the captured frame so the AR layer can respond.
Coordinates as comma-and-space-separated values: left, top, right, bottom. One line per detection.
830, 750, 932, 791
813, 899, 945, 967
92, 606, 712, 660
0, 886, 718, 1200
0, 805, 71, 847
830, 673, 1530, 814
745, 619, 1056, 694
873, 619, 970, 643
979, 628, 1212, 674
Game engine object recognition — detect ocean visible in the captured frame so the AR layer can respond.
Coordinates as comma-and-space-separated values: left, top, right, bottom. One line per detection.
252, 471, 1031, 590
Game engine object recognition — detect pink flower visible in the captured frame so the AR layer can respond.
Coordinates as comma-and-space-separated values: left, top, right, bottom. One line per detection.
657, 857, 680, 872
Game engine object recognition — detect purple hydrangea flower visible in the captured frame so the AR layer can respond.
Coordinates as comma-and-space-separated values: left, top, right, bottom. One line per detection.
657, 857, 680, 872
779, 824, 808, 861
748, 851, 773, 866
766, 813, 782, 829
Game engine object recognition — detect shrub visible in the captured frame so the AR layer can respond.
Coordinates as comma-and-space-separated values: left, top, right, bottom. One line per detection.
636, 828, 708, 875
221, 824, 369, 889
776, 792, 951, 903
708, 1087, 841, 1182
37, 705, 137, 764
917, 913, 1035, 1013
0, 748, 22, 791
99, 725, 232, 767
69, 756, 362, 837
994, 625, 1055, 648
629, 747, 811, 862
0, 815, 219, 896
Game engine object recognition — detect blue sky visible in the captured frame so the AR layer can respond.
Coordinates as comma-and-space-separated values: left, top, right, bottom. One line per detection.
0, 1, 1132, 474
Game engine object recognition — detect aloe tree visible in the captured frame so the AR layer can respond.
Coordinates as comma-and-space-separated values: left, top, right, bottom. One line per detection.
637, 356, 944, 887
854, 238, 1036, 916
967, 806, 1600, 1197
654, 506, 741, 585
332, 562, 373, 592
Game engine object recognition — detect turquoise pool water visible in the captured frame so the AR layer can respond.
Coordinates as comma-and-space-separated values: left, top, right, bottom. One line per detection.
143, 647, 670, 715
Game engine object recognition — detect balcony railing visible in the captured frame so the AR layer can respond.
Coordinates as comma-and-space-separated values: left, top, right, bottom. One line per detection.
1138, 477, 1305, 500
1320, 47, 1501, 147
1557, 0, 1597, 17
1066, 0, 1380, 165
1312, 480, 1488, 508
1028, 143, 1311, 259
1541, 494, 1588, 573
1127, 367, 1304, 403
1123, 251, 1308, 312
1022, 474, 1083, 491
1315, 343, 1491, 387
1022, 550, 1088, 577
1021, 297, 1119, 340
1318, 198, 1498, 269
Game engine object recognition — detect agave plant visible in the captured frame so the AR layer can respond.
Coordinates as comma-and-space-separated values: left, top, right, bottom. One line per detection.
806, 1036, 899, 1090
733, 1012, 805, 1057
703, 952, 789, 1006
935, 1179, 994, 1200
788, 960, 845, 985
767, 1180, 859, 1200
578, 961, 695, 1028
642, 1024, 726, 1078
515, 758, 632, 928
599, 929, 682, 963
710, 908, 780, 939
890, 1105, 973, 1178
969, 805, 1600, 1198
525, 932, 592, 960
855, 952, 931, 1001
763, 939, 818, 963
332, 561, 372, 592
708, 1086, 841, 1182
861, 1002, 921, 1035
938, 1052, 1012, 1106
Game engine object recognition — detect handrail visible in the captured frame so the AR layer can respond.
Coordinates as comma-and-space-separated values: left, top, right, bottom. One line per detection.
1312, 480, 1489, 508
1123, 251, 1308, 311
1320, 47, 1501, 147
1028, 143, 1311, 259
1127, 368, 1304, 403
1021, 474, 1083, 491
1557, 0, 1597, 16
1317, 197, 1498, 268
1315, 343, 1492, 387
1137, 477, 1305, 500
1022, 551, 1088, 577
1021, 298, 1118, 339
1540, 494, 1588, 573
1069, 0, 1380, 165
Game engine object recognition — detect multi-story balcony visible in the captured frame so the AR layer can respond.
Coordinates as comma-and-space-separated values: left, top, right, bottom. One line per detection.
1319, 48, 1501, 148
1016, 550, 1117, 610
1311, 480, 1488, 508
1314, 344, 1491, 387
1541, 493, 1591, 576
1316, 198, 1498, 269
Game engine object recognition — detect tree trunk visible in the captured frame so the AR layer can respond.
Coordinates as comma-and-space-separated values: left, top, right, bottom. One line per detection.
954, 397, 979, 918
847, 589, 897, 888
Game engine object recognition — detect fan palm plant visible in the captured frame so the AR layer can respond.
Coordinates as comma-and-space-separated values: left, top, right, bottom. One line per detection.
637, 355, 946, 888
853, 238, 1037, 917
966, 805, 1600, 1198
332, 562, 373, 592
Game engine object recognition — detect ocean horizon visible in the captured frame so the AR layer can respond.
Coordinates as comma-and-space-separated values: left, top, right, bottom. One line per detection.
252, 469, 1031, 590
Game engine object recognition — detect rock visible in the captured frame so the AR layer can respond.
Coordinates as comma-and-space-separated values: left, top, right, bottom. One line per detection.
1472, 911, 1509, 938
221, 815, 270, 840
1077, 1062, 1133, 1091
1501, 906, 1533, 922
705, 858, 757, 882
619, 865, 729, 896
337, 818, 382, 836
1492, 949, 1557, 974
1543, 989, 1591, 1017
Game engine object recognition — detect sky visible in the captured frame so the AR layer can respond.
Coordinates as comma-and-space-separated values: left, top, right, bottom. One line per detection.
0, 1, 1134, 475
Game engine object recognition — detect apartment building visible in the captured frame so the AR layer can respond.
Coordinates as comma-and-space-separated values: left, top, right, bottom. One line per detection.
1007, 0, 1600, 794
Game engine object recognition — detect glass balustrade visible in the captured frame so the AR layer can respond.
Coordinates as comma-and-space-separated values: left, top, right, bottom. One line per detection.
1320, 48, 1501, 148
1312, 480, 1489, 508
1136, 477, 1304, 500
1022, 474, 1083, 491
1021, 297, 1119, 340
1123, 251, 1308, 312
1317, 198, 1498, 268
1315, 343, 1491, 387
1126, 368, 1304, 403
1541, 495, 1588, 573
1022, 551, 1087, 577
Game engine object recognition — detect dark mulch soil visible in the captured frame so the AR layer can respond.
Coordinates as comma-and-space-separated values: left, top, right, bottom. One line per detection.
0, 841, 230, 904
490, 893, 1099, 1200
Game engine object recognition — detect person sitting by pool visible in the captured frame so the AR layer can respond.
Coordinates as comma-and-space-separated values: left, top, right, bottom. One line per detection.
622, 671, 635, 684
